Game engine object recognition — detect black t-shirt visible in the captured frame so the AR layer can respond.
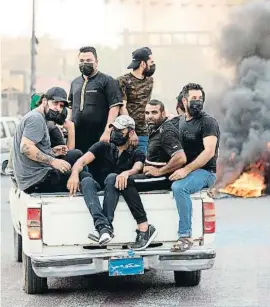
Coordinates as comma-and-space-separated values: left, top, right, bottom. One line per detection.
88, 141, 145, 187
171, 112, 220, 172
47, 121, 65, 148
69, 72, 123, 128
147, 119, 183, 166
68, 72, 123, 152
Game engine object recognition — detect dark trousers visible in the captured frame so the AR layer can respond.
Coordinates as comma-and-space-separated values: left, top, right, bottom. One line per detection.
80, 173, 172, 231
80, 173, 148, 231
75, 126, 102, 154
131, 173, 172, 191
24, 149, 84, 194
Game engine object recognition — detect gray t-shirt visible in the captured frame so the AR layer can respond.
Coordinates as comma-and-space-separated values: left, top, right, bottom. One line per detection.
12, 110, 54, 191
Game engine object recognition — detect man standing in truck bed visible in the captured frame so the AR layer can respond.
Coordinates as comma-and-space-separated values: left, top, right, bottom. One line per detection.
69, 46, 123, 154
117, 47, 155, 153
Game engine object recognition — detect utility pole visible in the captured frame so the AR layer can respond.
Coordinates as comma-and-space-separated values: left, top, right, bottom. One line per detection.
142, 0, 147, 44
30, 0, 37, 96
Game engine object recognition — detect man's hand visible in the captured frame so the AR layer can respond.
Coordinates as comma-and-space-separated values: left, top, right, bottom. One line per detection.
99, 129, 111, 143
51, 159, 71, 173
52, 145, 68, 156
129, 132, 139, 147
143, 166, 161, 177
63, 120, 74, 131
169, 167, 190, 181
67, 173, 80, 196
115, 171, 129, 190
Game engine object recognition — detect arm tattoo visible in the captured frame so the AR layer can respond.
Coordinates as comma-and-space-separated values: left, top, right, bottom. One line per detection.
20, 144, 31, 157
36, 151, 54, 165
21, 143, 53, 165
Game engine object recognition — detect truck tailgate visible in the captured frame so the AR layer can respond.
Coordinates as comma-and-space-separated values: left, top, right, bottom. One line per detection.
41, 192, 203, 246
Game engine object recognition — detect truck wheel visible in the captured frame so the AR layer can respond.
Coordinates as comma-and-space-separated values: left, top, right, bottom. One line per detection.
23, 253, 48, 294
13, 227, 22, 262
174, 270, 201, 287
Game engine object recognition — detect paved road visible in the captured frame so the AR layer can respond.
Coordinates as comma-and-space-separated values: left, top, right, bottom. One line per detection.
1, 175, 270, 307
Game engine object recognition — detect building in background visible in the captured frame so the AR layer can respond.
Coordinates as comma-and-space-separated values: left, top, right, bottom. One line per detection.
1, 0, 248, 116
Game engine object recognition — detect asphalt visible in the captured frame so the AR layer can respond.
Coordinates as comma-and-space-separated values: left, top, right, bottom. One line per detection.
1, 175, 270, 307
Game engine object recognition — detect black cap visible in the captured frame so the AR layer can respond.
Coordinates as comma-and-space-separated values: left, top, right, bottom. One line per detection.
46, 87, 68, 107
127, 47, 152, 69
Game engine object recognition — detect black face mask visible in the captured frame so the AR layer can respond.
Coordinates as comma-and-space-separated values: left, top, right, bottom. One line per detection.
143, 64, 156, 77
55, 108, 67, 125
45, 109, 59, 122
110, 130, 128, 146
187, 100, 204, 117
79, 63, 94, 77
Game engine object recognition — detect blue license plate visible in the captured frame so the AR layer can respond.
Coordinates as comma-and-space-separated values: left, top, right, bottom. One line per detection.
108, 257, 144, 276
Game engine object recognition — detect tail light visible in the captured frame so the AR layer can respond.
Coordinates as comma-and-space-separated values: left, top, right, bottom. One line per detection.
27, 208, 41, 240
203, 202, 215, 233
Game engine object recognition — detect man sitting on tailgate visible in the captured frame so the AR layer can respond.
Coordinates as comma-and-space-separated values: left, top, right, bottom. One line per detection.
30, 88, 81, 166
12, 89, 83, 194
170, 83, 219, 252
130, 99, 187, 192
67, 115, 157, 250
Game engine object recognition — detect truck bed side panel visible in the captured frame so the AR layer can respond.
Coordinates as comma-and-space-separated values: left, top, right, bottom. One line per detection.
42, 193, 203, 246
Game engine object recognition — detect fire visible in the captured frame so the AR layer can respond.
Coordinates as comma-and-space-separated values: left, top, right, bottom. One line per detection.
219, 160, 266, 198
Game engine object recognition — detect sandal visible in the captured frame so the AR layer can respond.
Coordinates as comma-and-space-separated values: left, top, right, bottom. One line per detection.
171, 238, 193, 252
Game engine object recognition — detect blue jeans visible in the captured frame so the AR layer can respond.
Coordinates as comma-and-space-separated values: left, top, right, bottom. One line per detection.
171, 169, 216, 238
138, 136, 148, 154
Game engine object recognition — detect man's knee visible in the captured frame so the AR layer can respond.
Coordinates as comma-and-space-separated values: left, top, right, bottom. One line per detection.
79, 171, 93, 182
81, 176, 96, 190
104, 173, 118, 185
127, 176, 135, 185
171, 180, 188, 195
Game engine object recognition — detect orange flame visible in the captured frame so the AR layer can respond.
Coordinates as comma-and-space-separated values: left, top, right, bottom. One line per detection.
219, 160, 266, 198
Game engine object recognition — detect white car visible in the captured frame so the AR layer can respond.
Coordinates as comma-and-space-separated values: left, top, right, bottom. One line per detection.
7, 174, 216, 294
0, 117, 19, 174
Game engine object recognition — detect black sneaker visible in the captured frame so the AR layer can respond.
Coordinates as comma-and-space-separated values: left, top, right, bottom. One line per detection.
99, 227, 114, 246
131, 225, 157, 251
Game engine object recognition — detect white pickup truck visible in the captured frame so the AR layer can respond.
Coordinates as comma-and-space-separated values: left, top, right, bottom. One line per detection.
8, 172, 216, 294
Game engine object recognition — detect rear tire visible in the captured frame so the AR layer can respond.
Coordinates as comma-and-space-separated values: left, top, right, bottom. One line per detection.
174, 270, 201, 287
23, 253, 48, 294
13, 227, 22, 262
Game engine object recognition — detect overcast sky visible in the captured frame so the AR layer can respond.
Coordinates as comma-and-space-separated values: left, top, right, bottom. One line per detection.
1, 0, 233, 49
0, 0, 115, 48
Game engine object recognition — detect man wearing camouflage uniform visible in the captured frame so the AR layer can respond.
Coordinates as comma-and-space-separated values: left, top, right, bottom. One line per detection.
117, 47, 155, 153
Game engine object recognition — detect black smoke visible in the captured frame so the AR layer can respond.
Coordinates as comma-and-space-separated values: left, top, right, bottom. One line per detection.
217, 0, 270, 166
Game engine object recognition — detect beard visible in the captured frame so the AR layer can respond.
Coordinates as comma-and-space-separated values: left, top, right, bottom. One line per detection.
147, 117, 164, 132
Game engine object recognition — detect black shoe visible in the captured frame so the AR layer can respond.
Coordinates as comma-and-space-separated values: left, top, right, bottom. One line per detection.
131, 225, 158, 251
99, 226, 114, 246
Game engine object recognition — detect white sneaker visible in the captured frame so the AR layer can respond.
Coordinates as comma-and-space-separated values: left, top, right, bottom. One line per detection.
88, 230, 100, 242
99, 232, 113, 246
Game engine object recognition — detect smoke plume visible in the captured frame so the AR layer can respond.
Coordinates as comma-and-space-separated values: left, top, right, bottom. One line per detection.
217, 0, 270, 166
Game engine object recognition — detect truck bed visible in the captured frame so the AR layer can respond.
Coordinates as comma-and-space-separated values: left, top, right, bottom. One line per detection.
13, 188, 210, 249
10, 186, 215, 285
